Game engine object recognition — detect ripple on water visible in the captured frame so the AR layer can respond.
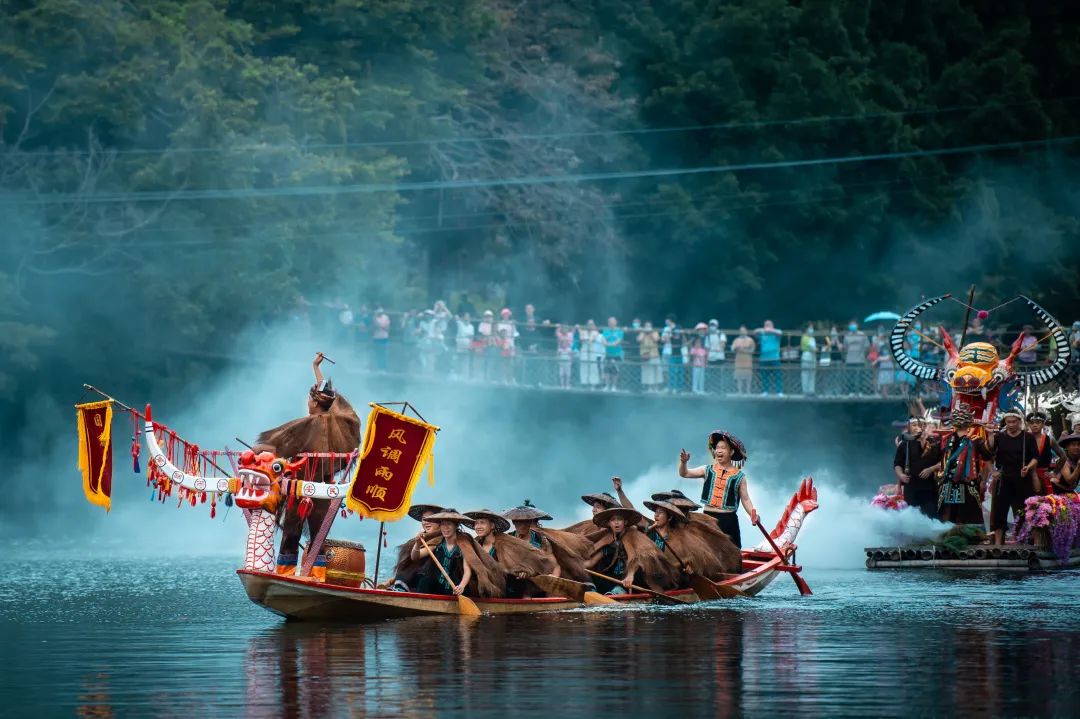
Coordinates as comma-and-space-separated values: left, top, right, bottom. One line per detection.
2, 558, 1079, 718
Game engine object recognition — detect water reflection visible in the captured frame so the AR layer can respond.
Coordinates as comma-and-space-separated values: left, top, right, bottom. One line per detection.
4, 562, 1080, 718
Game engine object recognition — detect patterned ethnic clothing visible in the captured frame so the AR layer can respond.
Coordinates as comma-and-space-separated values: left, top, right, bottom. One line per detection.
700, 464, 745, 511
937, 432, 991, 526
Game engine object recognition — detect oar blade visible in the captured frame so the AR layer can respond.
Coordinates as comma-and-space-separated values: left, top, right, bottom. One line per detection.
584, 591, 617, 605
529, 574, 586, 601
457, 595, 483, 616
688, 574, 723, 600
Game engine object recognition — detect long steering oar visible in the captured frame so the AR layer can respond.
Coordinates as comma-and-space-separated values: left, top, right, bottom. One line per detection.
418, 536, 483, 616
585, 569, 690, 605
657, 536, 743, 600
528, 574, 615, 605
754, 520, 812, 596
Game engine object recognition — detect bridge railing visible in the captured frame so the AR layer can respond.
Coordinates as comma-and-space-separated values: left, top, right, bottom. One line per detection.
363, 343, 944, 399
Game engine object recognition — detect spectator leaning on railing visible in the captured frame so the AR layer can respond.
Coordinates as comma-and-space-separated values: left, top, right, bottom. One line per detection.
731, 326, 755, 395
706, 319, 727, 392
843, 320, 870, 395
637, 321, 661, 393
754, 320, 783, 396
800, 325, 817, 396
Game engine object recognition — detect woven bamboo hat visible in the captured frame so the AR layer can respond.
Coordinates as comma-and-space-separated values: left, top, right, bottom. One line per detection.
708, 430, 747, 461
407, 504, 445, 521
581, 492, 620, 509
643, 500, 688, 523
653, 489, 701, 511
592, 506, 643, 528
425, 508, 474, 526
503, 499, 553, 521
464, 509, 511, 534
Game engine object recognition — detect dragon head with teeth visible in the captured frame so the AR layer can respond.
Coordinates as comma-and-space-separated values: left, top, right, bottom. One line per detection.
234, 450, 303, 513
890, 295, 1069, 426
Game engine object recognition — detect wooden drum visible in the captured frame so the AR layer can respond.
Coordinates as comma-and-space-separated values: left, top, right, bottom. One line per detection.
323, 539, 367, 588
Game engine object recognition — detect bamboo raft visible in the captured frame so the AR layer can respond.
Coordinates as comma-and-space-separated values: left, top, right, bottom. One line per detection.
864, 544, 1080, 571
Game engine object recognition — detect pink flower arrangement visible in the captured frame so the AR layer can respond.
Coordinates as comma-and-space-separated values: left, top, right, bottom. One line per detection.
1012, 493, 1080, 565
871, 493, 908, 511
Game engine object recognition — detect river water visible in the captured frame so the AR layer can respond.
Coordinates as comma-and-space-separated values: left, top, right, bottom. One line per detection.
2, 555, 1078, 718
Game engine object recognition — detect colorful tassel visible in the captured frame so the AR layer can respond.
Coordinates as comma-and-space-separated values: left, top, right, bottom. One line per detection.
297, 497, 313, 520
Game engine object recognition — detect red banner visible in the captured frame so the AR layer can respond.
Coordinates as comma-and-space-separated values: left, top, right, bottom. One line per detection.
346, 405, 438, 521
76, 400, 114, 511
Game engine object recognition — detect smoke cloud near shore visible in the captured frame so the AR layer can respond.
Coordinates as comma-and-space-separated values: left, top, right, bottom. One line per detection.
3, 320, 924, 573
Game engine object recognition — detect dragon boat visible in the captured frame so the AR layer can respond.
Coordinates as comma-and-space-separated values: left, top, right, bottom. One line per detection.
140, 408, 817, 622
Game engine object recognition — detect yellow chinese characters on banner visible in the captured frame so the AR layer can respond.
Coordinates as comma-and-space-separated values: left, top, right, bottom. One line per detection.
346, 404, 438, 521
76, 400, 114, 511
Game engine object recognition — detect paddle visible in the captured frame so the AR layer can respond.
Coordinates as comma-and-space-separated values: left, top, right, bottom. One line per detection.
754, 520, 812, 596
585, 569, 690, 605
656, 535, 743, 599
528, 574, 616, 605
418, 536, 483, 616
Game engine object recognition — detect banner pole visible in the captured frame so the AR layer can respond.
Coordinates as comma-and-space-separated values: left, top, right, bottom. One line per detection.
373, 521, 385, 586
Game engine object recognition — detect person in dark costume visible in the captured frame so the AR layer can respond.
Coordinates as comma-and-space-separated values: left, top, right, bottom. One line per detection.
585, 507, 678, 594
412, 509, 504, 597
988, 410, 1040, 545
926, 408, 992, 527
254, 353, 361, 580
1052, 434, 1080, 493
503, 499, 593, 582
1026, 410, 1065, 494
387, 504, 443, 591
894, 416, 943, 519
467, 508, 555, 597
677, 430, 759, 547
643, 499, 742, 578
560, 485, 622, 535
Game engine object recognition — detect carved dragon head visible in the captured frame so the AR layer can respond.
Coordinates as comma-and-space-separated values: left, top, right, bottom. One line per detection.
890, 295, 1069, 422
234, 450, 303, 513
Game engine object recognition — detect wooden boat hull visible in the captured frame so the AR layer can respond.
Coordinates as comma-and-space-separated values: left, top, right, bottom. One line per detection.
238, 547, 792, 621
239, 478, 817, 621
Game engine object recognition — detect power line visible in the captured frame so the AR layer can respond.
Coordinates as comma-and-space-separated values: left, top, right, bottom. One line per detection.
89, 177, 904, 237
98, 182, 927, 250
7, 95, 1079, 158
3, 134, 1075, 206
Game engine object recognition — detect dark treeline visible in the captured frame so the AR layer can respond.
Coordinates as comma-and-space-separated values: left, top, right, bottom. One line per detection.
2, 0, 1079, 432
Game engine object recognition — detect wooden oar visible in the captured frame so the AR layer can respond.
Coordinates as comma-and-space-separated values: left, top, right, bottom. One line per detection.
418, 536, 483, 616
585, 569, 690, 605
528, 574, 615, 605
754, 520, 812, 596
657, 538, 743, 599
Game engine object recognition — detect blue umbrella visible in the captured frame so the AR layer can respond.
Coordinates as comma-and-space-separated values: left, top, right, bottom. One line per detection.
864, 311, 901, 323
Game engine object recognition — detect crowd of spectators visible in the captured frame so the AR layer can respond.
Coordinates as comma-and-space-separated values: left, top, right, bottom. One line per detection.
296, 297, 1080, 399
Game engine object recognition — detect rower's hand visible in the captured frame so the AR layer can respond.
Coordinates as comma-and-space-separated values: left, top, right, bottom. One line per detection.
1021, 465, 1031, 477
679, 449, 690, 464
515, 571, 528, 579
750, 509, 759, 525
313, 352, 325, 368
611, 476, 622, 491
899, 473, 911, 484
620, 576, 634, 590
453, 582, 466, 596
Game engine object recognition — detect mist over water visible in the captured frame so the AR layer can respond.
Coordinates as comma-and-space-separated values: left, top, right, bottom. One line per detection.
1, 322, 926, 572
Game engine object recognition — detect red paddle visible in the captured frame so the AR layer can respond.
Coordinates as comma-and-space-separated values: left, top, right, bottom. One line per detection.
755, 520, 812, 596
